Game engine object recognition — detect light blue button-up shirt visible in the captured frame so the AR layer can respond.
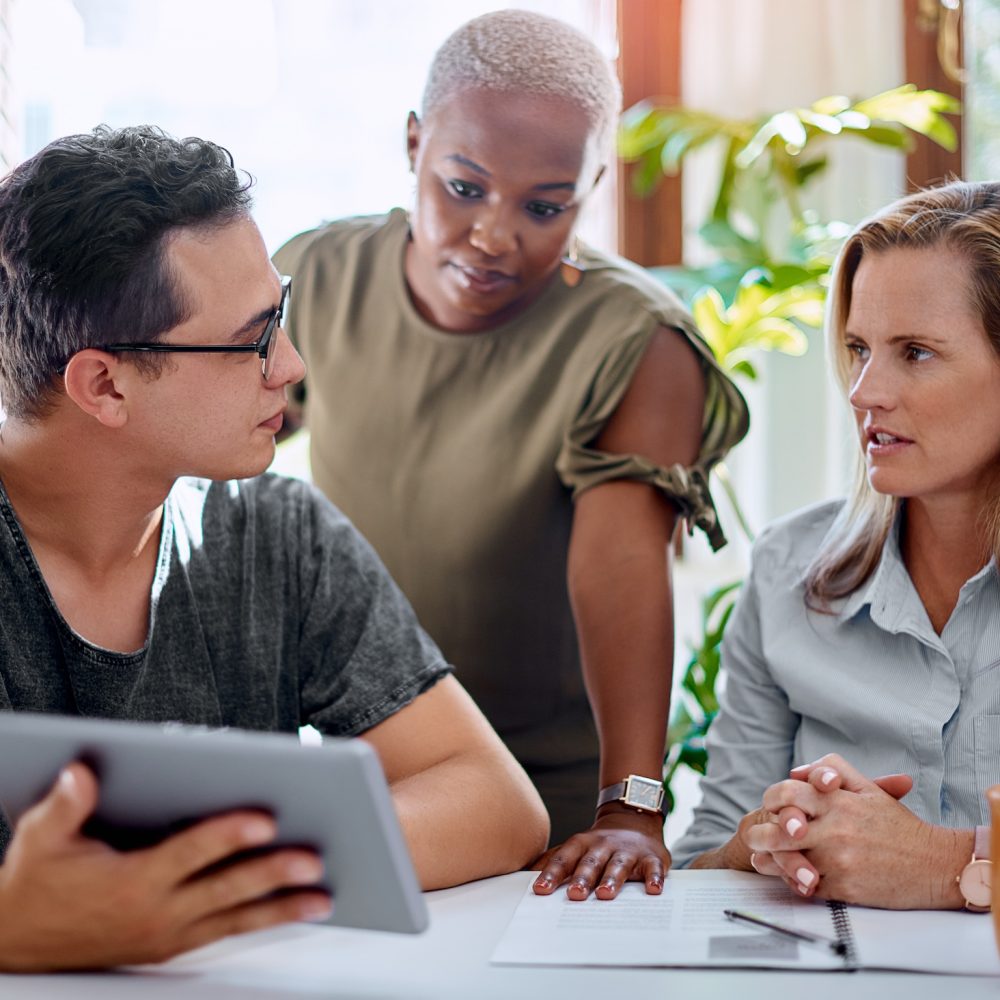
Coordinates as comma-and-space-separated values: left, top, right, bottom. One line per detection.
672, 499, 1000, 868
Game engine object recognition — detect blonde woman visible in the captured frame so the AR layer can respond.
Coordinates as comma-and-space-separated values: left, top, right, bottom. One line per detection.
673, 180, 1000, 911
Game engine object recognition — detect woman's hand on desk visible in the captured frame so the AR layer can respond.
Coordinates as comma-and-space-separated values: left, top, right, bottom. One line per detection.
530, 807, 671, 900
744, 754, 968, 908
0, 762, 332, 971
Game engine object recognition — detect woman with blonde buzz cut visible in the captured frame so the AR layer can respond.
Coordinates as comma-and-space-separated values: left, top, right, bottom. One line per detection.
275, 9, 747, 901
674, 180, 1000, 913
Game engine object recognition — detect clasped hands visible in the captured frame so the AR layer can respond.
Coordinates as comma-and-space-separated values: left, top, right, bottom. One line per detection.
739, 753, 963, 909
531, 804, 670, 900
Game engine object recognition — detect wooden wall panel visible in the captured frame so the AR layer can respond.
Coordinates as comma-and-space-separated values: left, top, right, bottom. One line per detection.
616, 0, 683, 265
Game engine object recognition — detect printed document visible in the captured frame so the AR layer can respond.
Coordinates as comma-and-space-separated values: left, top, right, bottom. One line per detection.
491, 870, 1000, 975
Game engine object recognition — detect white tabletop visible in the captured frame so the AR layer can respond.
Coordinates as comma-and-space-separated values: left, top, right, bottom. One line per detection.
2, 872, 996, 998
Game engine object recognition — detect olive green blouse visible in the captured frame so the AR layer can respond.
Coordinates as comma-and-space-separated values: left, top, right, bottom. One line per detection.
274, 210, 748, 776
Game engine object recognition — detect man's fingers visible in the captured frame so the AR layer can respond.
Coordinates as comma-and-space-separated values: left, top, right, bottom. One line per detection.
149, 811, 279, 886
178, 848, 327, 924
873, 773, 913, 800
173, 890, 333, 961
16, 763, 100, 847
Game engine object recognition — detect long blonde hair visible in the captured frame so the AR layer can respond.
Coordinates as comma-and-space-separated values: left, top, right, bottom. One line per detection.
805, 180, 1000, 609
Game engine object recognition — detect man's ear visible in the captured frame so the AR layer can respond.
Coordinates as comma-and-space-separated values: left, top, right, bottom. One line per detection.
61, 350, 130, 428
406, 111, 421, 173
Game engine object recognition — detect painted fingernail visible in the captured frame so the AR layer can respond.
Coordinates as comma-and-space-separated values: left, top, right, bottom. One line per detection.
821, 769, 837, 786
796, 867, 816, 888
786, 817, 803, 836
59, 767, 77, 793
534, 875, 553, 889
798, 882, 811, 895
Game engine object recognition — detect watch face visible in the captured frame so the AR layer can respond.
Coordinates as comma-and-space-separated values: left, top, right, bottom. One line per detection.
959, 859, 992, 908
625, 776, 663, 811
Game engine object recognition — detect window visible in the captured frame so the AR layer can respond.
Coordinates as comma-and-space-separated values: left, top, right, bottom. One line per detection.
12, 0, 616, 255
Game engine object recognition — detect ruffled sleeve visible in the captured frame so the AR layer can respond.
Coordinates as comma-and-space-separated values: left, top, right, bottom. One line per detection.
555, 318, 749, 552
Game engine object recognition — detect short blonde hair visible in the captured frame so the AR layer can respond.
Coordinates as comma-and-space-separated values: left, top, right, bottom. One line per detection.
805, 180, 1000, 608
421, 9, 622, 163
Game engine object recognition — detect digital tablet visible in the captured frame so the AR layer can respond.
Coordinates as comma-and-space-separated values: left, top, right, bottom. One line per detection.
0, 712, 428, 934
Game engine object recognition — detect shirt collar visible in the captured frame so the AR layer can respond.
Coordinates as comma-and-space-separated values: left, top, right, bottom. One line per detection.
834, 517, 906, 626
833, 513, 999, 635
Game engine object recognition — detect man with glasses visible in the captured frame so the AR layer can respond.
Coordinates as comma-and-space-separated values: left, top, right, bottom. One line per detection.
0, 125, 547, 971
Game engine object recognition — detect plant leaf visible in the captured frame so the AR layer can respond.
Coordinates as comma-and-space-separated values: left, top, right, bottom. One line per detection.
811, 94, 851, 115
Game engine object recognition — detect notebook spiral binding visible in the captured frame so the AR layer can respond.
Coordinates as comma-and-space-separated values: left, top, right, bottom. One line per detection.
827, 900, 859, 969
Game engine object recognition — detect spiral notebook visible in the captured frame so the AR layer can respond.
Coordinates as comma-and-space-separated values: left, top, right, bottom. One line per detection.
491, 870, 1000, 975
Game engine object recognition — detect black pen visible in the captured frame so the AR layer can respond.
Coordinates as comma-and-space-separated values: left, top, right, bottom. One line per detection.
724, 908, 847, 956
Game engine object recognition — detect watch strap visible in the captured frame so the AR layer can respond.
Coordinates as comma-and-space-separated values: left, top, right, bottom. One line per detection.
596, 781, 627, 809
975, 824, 991, 861
596, 775, 665, 815
957, 829, 993, 912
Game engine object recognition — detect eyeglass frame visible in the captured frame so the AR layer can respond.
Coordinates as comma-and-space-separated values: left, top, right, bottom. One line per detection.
70, 275, 292, 381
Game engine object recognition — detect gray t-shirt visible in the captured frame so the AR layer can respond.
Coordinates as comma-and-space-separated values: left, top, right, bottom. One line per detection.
0, 473, 450, 857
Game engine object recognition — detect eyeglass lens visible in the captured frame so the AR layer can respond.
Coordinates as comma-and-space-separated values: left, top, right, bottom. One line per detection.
263, 320, 278, 380
262, 282, 289, 381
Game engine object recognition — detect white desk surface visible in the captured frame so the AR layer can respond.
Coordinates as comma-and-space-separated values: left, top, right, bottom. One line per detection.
2, 872, 996, 998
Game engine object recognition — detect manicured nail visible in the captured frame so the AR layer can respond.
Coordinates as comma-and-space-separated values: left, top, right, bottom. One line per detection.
534, 875, 553, 889
821, 769, 837, 786
59, 767, 77, 792
798, 882, 810, 895
786, 817, 803, 836
796, 867, 816, 888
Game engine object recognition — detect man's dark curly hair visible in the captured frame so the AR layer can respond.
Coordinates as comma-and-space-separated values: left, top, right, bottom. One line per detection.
0, 125, 254, 419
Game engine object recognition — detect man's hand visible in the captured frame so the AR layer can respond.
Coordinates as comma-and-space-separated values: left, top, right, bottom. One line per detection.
531, 808, 670, 900
0, 763, 332, 971
743, 754, 967, 908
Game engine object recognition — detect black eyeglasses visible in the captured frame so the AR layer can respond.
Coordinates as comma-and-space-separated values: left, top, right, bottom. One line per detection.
91, 275, 292, 382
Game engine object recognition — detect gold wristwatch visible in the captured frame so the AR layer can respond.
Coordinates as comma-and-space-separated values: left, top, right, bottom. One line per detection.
596, 774, 665, 815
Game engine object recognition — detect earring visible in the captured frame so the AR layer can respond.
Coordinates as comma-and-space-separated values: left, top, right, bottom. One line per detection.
560, 235, 584, 288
